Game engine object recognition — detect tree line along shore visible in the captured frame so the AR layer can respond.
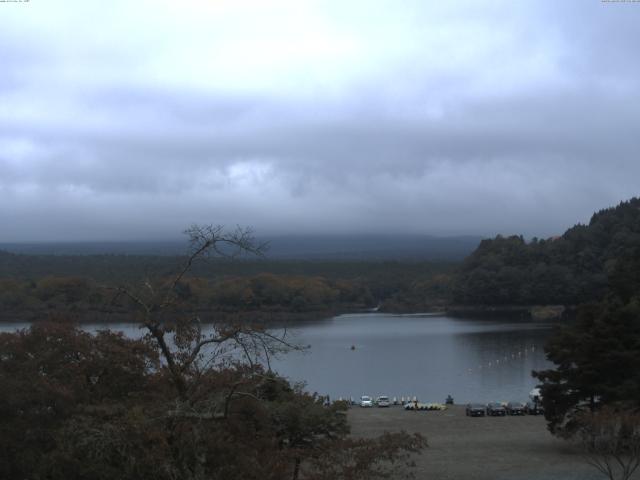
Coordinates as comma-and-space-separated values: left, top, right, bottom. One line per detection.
2, 198, 640, 322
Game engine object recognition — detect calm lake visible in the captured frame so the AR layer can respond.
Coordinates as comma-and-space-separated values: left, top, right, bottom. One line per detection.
272, 313, 553, 404
0, 313, 554, 404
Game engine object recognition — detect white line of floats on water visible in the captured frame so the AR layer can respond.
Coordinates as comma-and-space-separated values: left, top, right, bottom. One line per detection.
465, 344, 540, 374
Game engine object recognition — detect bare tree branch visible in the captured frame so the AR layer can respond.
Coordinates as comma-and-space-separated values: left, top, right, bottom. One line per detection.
575, 406, 640, 480
103, 224, 293, 402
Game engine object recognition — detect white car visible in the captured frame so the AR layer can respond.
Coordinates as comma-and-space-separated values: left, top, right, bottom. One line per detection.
360, 395, 373, 407
376, 395, 390, 407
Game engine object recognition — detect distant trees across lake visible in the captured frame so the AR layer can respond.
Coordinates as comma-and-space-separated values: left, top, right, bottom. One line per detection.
0, 257, 455, 321
2, 197, 640, 319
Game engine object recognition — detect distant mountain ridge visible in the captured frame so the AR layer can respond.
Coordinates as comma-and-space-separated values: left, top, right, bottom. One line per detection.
0, 234, 483, 261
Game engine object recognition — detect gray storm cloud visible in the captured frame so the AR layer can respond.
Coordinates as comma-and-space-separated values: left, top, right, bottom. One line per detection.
0, 0, 639, 241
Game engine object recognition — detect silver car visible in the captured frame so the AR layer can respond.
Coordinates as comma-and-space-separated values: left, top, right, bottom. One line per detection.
360, 395, 373, 407
376, 395, 390, 407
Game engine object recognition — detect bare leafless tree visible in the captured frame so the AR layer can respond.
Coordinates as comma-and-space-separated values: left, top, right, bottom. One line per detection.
111, 224, 299, 399
575, 406, 640, 480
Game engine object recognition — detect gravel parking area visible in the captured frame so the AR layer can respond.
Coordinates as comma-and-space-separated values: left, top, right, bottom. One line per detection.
348, 405, 608, 480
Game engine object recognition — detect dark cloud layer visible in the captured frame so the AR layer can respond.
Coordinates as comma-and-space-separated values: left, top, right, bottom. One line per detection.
1, 1, 639, 241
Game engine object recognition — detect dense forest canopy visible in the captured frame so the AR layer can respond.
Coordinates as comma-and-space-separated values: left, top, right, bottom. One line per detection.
2, 197, 640, 320
0, 249, 455, 321
453, 198, 640, 306
532, 220, 640, 441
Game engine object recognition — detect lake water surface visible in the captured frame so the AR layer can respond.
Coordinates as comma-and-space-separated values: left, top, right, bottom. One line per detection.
271, 313, 553, 404
1, 313, 554, 404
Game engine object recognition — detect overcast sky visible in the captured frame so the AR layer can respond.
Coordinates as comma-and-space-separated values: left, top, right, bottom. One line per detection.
1, 0, 639, 242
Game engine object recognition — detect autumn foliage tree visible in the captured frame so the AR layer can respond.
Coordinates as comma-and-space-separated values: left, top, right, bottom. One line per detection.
0, 225, 426, 480
0, 322, 159, 479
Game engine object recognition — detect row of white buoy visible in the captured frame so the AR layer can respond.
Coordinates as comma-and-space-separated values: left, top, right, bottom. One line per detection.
465, 345, 539, 374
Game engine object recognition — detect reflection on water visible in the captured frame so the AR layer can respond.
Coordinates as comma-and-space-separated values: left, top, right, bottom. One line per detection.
0, 313, 554, 403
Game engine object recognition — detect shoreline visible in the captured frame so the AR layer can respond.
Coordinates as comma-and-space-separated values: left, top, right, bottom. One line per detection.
0, 304, 569, 324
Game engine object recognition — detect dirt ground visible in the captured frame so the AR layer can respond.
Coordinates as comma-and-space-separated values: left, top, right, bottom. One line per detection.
347, 405, 611, 480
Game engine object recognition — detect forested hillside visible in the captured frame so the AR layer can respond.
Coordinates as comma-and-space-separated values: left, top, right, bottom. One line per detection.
3, 198, 639, 317
0, 249, 454, 321
453, 197, 640, 306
